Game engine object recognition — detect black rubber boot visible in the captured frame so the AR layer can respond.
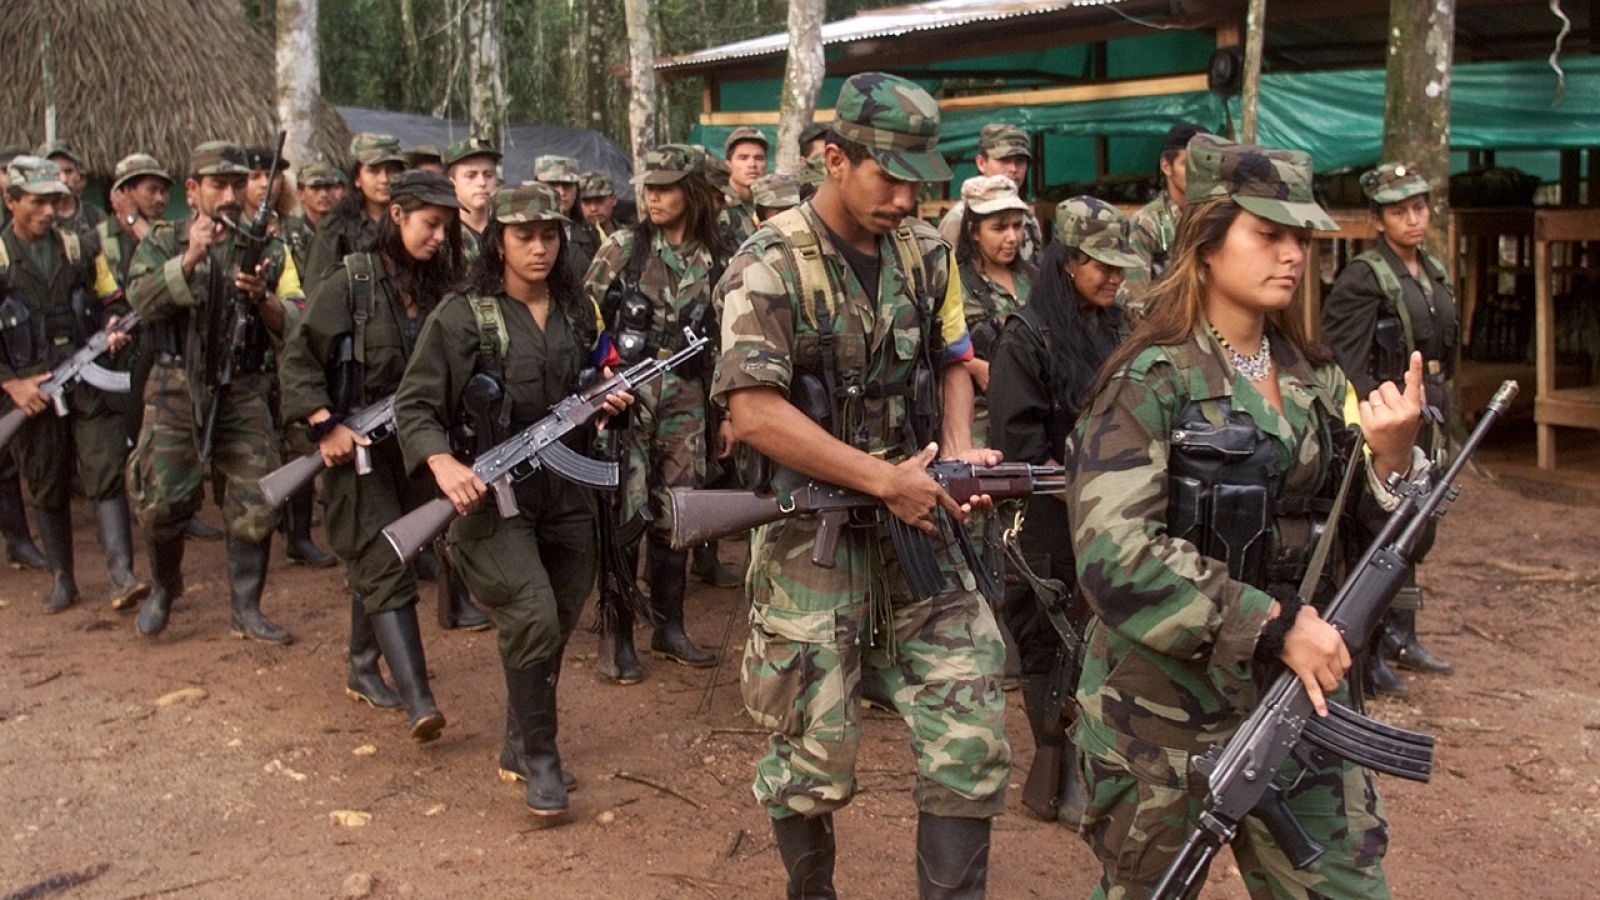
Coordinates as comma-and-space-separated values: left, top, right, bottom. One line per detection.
1366, 649, 1408, 697
915, 813, 991, 900
283, 484, 336, 568
691, 541, 741, 588
226, 537, 293, 644
772, 813, 838, 900
646, 533, 714, 667
498, 707, 577, 790
503, 659, 568, 815
136, 535, 184, 637
369, 605, 446, 742
183, 514, 223, 541
597, 603, 643, 685
96, 498, 151, 611
35, 506, 79, 614
346, 593, 402, 711
1056, 743, 1089, 831
414, 545, 440, 582
438, 566, 491, 631
1386, 606, 1453, 674
0, 471, 48, 570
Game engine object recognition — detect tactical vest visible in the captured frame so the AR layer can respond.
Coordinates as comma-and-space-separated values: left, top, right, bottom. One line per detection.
604, 229, 722, 369
1354, 248, 1456, 384
0, 229, 94, 370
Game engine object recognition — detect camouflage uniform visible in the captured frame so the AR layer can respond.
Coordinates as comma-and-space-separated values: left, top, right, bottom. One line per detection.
750, 173, 803, 218
36, 141, 107, 235
304, 135, 406, 291
953, 175, 1034, 448
1, 156, 144, 612
95, 154, 174, 446
282, 161, 344, 275
1123, 190, 1181, 316
578, 171, 620, 241
1069, 136, 1391, 899
534, 155, 593, 280
713, 74, 1011, 837
938, 125, 1042, 265
719, 126, 768, 249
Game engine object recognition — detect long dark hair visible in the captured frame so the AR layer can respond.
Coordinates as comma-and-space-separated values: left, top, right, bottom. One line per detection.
1029, 241, 1126, 420
631, 172, 729, 263
955, 206, 1025, 271
373, 194, 464, 314
464, 217, 585, 316
1091, 197, 1332, 399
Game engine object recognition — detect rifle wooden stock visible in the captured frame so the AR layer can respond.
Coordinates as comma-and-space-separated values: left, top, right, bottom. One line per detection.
259, 452, 326, 511
669, 490, 802, 548
381, 497, 457, 564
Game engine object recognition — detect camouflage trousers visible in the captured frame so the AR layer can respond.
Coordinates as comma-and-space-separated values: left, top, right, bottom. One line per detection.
1078, 725, 1390, 899
125, 364, 281, 543
321, 438, 428, 616
446, 470, 596, 668
13, 385, 129, 510
743, 514, 1012, 820
621, 369, 707, 536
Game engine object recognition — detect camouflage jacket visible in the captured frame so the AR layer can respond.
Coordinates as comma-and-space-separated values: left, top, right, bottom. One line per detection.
957, 259, 1031, 361
712, 201, 972, 458
584, 227, 720, 354
718, 197, 760, 250
1123, 191, 1181, 309
281, 214, 317, 277
1069, 325, 1349, 763
939, 202, 1042, 265
93, 215, 145, 289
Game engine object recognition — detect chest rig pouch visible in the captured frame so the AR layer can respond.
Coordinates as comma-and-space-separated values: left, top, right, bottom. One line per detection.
604, 233, 658, 367
451, 295, 511, 460
0, 231, 89, 370
1166, 397, 1281, 591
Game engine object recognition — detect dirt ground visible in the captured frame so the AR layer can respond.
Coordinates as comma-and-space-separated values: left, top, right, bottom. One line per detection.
2, 421, 1598, 900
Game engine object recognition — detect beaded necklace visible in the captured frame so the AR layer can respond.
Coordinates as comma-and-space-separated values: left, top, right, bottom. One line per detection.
1211, 326, 1273, 382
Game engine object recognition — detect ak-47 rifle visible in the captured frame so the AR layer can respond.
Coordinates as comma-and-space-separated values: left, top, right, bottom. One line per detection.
380, 330, 708, 563
0, 312, 140, 453
199, 131, 285, 462
669, 460, 1066, 600
1149, 381, 1519, 900
257, 394, 396, 510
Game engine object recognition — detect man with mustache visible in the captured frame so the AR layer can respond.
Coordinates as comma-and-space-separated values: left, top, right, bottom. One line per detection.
125, 141, 303, 644
712, 72, 1009, 897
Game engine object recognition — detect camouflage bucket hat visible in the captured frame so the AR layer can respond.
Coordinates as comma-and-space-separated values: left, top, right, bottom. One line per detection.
297, 160, 344, 187
1054, 196, 1142, 269
723, 126, 769, 156
5, 156, 69, 195
636, 144, 704, 187
579, 171, 615, 199
245, 146, 291, 174
190, 140, 251, 178
534, 155, 581, 184
978, 123, 1031, 160
1184, 133, 1335, 231
111, 153, 172, 191
752, 173, 802, 210
1361, 161, 1430, 205
444, 137, 500, 168
35, 140, 84, 168
389, 170, 461, 209
491, 182, 571, 225
961, 174, 1029, 216
833, 72, 951, 183
350, 133, 406, 167
797, 155, 829, 187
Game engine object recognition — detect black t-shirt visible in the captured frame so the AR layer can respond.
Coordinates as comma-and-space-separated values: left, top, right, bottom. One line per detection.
819, 219, 880, 307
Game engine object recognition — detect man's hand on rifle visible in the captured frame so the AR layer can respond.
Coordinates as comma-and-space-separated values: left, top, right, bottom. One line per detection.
181, 215, 224, 275
593, 368, 634, 432
1359, 351, 1425, 482
1277, 602, 1351, 717
309, 409, 370, 466
235, 260, 270, 303
940, 445, 1003, 514
428, 453, 486, 515
881, 443, 968, 533
104, 315, 132, 353
3, 373, 52, 416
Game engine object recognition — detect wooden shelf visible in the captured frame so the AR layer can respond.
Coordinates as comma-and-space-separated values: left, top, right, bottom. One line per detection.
1532, 209, 1600, 469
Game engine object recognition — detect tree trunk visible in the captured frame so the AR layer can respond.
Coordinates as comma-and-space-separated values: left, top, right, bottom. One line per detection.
275, 0, 320, 170
396, 0, 421, 111
623, 0, 657, 169
583, 0, 613, 133
466, 0, 508, 144
1382, 0, 1456, 261
1239, 0, 1267, 143
776, 0, 825, 175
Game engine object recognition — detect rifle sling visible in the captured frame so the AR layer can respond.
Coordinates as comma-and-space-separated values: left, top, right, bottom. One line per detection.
1296, 434, 1365, 603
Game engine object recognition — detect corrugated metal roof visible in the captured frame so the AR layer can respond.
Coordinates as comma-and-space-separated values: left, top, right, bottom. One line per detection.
655, 0, 1129, 72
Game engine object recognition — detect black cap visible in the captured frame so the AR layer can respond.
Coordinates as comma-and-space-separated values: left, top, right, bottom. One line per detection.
1162, 123, 1211, 154
245, 146, 291, 173
798, 123, 829, 146
389, 170, 461, 209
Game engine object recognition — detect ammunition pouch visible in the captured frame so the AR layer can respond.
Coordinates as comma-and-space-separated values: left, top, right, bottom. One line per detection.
1372, 315, 1408, 386
0, 295, 37, 371
454, 371, 505, 460
1166, 399, 1280, 590
613, 290, 653, 365
909, 360, 940, 448
326, 333, 361, 414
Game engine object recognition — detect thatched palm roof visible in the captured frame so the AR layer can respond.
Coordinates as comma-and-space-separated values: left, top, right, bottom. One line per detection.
0, 0, 351, 177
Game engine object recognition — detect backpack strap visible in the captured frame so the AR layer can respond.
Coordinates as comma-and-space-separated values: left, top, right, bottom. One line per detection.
467, 294, 511, 432
1354, 249, 1415, 352
765, 208, 835, 332
344, 252, 377, 373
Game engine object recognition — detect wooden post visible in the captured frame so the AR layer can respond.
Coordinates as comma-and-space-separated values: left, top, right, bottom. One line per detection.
1239, 0, 1267, 143
1534, 230, 1554, 468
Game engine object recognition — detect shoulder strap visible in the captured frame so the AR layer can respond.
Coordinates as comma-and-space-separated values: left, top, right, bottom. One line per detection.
468, 294, 509, 371
97, 222, 124, 283
1354, 249, 1415, 351
957, 260, 995, 317
887, 224, 926, 303
59, 229, 81, 264
766, 208, 834, 332
344, 252, 377, 370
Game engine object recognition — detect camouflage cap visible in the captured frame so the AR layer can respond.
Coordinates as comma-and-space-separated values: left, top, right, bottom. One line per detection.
389, 170, 462, 209
702, 149, 732, 189
491, 182, 571, 226
5, 156, 69, 196
960, 174, 1029, 216
1053, 196, 1142, 269
579, 171, 615, 199
34, 140, 84, 168
534, 155, 581, 184
245, 146, 291, 173
297, 160, 344, 187
752, 173, 802, 210
350, 133, 406, 167
189, 140, 251, 178
636, 144, 705, 187
832, 71, 951, 183
1361, 161, 1430, 206
443, 137, 500, 167
406, 145, 444, 167
797, 155, 829, 187
111, 153, 172, 192
978, 123, 1031, 160
723, 126, 769, 156
1184, 133, 1335, 231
